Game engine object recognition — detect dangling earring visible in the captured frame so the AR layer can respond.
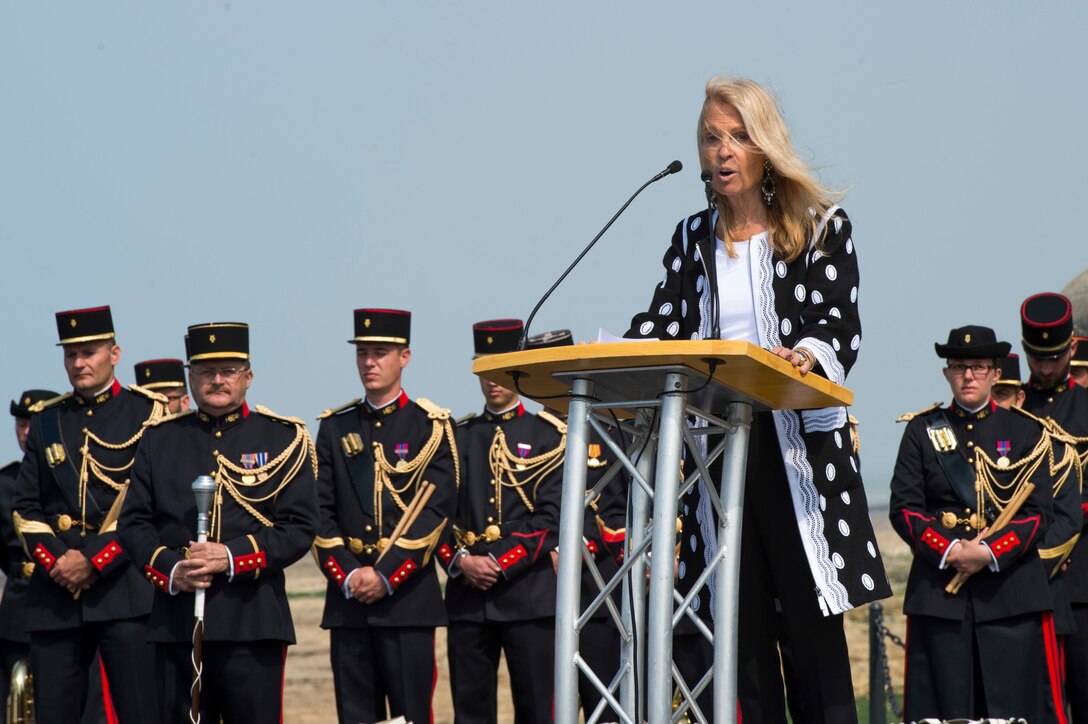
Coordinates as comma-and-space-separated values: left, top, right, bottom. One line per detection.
761, 160, 776, 207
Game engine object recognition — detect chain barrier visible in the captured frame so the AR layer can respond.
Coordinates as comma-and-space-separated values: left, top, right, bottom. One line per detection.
869, 601, 904, 723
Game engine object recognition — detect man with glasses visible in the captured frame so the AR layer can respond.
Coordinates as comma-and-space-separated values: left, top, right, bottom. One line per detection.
1020, 293, 1088, 722
12, 306, 163, 724
119, 322, 318, 722
890, 325, 1065, 722
311, 308, 458, 724
132, 359, 189, 414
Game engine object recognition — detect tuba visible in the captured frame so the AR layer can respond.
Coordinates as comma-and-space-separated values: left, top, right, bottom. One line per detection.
6, 658, 34, 724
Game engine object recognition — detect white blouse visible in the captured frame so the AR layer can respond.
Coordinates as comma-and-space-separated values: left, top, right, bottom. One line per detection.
714, 232, 765, 344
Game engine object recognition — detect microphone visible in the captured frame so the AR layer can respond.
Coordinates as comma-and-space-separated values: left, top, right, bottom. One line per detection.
518, 160, 683, 350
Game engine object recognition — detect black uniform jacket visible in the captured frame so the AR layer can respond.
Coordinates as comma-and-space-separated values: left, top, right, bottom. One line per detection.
313, 392, 458, 629
0, 460, 33, 643
890, 402, 1054, 623
445, 404, 565, 623
13, 381, 160, 630
118, 402, 318, 643
1023, 376, 1088, 603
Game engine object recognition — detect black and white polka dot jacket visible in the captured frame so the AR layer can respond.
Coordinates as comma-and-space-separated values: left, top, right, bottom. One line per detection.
625, 206, 891, 615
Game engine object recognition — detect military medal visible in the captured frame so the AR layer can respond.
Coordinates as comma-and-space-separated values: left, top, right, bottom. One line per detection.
587, 443, 605, 469
395, 443, 409, 471
240, 452, 268, 483
516, 443, 531, 470
996, 440, 1011, 468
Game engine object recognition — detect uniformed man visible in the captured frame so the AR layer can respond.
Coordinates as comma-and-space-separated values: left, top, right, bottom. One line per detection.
1019, 293, 1088, 723
444, 319, 566, 724
311, 308, 458, 724
889, 325, 1066, 721
1072, 335, 1088, 388
526, 328, 628, 721
11, 306, 162, 724
133, 358, 190, 414
991, 353, 1026, 410
0, 389, 57, 712
118, 322, 318, 722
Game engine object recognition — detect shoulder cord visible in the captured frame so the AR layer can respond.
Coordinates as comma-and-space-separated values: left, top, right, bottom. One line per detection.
973, 433, 1049, 519
210, 424, 318, 541
77, 400, 167, 532
371, 419, 444, 535
488, 427, 566, 520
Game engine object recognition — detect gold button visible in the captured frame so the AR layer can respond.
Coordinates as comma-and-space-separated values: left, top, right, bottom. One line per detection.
86, 410, 93, 417
488, 497, 495, 504
967, 458, 974, 464
375, 421, 382, 429
966, 424, 973, 431
1048, 397, 1054, 404
215, 431, 222, 439
365, 525, 373, 532
487, 516, 494, 523
967, 441, 974, 448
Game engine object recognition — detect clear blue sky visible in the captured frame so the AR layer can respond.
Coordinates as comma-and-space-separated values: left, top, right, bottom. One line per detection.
2, 3, 1084, 504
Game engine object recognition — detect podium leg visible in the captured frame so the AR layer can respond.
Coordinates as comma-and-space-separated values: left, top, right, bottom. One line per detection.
554, 377, 593, 723
713, 402, 752, 724
647, 372, 687, 723
620, 407, 656, 721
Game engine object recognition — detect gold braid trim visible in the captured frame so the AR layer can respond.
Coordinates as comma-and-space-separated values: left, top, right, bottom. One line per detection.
896, 403, 941, 423
393, 520, 447, 566
209, 421, 315, 541
371, 418, 443, 535
1038, 533, 1080, 576
973, 432, 1049, 523
77, 398, 166, 534
314, 535, 345, 549
488, 425, 566, 521
12, 511, 54, 557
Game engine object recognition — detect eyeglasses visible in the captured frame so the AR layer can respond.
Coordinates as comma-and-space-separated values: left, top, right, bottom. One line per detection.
946, 363, 994, 376
192, 366, 248, 381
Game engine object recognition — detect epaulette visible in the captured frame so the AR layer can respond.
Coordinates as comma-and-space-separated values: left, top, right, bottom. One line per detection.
316, 399, 361, 421
128, 384, 169, 404
27, 392, 71, 414
254, 404, 306, 426
414, 397, 452, 421
145, 409, 196, 427
1, 460, 20, 476
537, 409, 568, 434
896, 403, 941, 423
1007, 405, 1048, 427
455, 412, 477, 426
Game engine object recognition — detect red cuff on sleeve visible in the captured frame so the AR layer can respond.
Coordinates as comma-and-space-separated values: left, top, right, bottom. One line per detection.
388, 559, 416, 590
1081, 502, 1088, 517
33, 543, 56, 572
990, 531, 1021, 559
91, 542, 123, 572
437, 544, 454, 567
234, 551, 267, 575
497, 545, 528, 571
586, 540, 599, 555
921, 528, 950, 553
144, 565, 170, 592
324, 556, 346, 583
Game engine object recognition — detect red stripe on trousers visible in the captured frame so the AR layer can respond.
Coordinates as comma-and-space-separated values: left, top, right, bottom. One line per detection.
1042, 612, 1069, 724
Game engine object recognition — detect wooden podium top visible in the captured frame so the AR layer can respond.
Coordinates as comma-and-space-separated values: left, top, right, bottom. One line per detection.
472, 340, 852, 413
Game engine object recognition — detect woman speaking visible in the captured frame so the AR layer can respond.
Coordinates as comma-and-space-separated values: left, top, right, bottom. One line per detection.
625, 77, 890, 722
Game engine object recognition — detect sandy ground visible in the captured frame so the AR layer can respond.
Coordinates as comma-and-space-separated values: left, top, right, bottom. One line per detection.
282, 515, 909, 722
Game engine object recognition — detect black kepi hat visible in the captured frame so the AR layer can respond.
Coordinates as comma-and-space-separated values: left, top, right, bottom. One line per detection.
348, 309, 411, 345
1072, 336, 1088, 368
187, 323, 249, 363
55, 306, 115, 346
473, 319, 523, 356
934, 325, 1011, 359
1021, 292, 1074, 359
994, 353, 1022, 387
10, 389, 59, 418
525, 329, 573, 350
134, 359, 186, 390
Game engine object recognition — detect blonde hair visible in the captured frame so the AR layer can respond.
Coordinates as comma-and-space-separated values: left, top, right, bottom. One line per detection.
698, 76, 841, 262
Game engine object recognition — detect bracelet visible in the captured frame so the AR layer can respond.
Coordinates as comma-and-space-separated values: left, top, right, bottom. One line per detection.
794, 349, 810, 365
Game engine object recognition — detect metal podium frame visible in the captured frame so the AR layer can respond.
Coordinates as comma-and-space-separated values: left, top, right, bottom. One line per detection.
473, 342, 853, 724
